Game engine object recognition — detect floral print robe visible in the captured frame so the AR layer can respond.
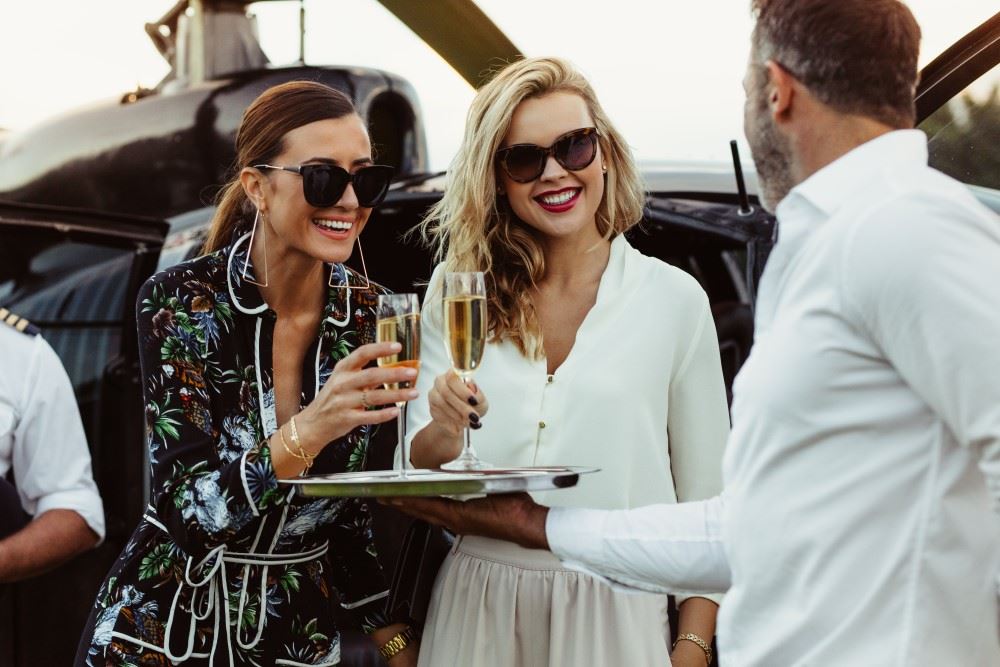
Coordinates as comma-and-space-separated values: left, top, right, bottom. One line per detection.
79, 232, 395, 666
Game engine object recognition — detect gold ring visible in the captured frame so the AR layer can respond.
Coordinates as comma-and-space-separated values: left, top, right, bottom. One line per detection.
361, 390, 372, 409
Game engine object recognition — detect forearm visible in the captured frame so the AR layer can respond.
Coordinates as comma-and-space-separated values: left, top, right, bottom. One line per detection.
409, 421, 462, 469
270, 419, 312, 479
673, 597, 718, 664
0, 509, 98, 582
546, 498, 730, 594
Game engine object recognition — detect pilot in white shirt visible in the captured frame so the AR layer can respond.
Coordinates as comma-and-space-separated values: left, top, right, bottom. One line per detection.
0, 308, 105, 582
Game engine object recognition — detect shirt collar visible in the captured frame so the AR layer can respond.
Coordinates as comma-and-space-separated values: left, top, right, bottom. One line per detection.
225, 232, 368, 319
226, 232, 268, 315
778, 129, 928, 222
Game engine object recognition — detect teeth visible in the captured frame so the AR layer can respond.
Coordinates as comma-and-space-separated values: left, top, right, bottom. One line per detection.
540, 189, 578, 206
313, 219, 352, 231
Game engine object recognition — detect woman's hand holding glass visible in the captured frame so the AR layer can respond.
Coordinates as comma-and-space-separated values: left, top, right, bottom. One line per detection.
292, 342, 419, 459
428, 371, 490, 439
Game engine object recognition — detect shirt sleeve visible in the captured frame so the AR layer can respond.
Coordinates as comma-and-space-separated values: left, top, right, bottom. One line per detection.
667, 282, 730, 605
546, 495, 730, 595
138, 275, 286, 559
400, 264, 447, 468
842, 190, 1000, 509
667, 285, 730, 502
12, 336, 105, 542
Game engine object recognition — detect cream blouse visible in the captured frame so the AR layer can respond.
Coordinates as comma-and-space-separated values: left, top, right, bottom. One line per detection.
404, 234, 729, 510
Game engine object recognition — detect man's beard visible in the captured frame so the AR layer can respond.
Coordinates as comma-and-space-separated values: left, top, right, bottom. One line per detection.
746, 92, 796, 212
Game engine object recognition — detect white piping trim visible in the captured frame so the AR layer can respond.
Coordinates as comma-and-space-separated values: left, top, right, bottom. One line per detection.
240, 449, 259, 518
227, 232, 268, 315
314, 338, 322, 398
324, 272, 352, 327
143, 512, 169, 535
340, 588, 389, 610
141, 516, 330, 666
108, 631, 210, 659
275, 655, 340, 667
235, 514, 271, 649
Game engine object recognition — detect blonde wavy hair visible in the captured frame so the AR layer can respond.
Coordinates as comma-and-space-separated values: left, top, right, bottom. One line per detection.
421, 57, 645, 358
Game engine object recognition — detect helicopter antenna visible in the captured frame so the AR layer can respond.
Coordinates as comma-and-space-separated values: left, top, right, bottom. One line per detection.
730, 139, 754, 216
298, 0, 306, 64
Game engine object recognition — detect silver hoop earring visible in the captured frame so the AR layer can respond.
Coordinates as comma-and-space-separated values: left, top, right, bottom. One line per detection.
329, 236, 371, 290
242, 208, 269, 287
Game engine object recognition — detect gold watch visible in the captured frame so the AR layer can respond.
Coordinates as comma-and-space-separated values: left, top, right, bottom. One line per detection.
379, 626, 418, 661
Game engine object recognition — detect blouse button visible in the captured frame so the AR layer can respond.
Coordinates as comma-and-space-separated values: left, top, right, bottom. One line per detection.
546, 375, 554, 384
539, 421, 547, 429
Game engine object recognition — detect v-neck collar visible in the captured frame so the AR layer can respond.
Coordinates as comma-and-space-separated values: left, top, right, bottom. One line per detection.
225, 231, 369, 324
542, 233, 630, 377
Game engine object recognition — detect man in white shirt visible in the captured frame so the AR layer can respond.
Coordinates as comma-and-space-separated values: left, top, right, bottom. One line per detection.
0, 308, 105, 582
388, 0, 1000, 663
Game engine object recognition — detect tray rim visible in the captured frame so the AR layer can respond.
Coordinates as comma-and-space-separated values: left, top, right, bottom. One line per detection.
279, 466, 600, 497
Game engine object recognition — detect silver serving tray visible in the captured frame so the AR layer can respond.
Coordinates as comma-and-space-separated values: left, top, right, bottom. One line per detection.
283, 466, 600, 498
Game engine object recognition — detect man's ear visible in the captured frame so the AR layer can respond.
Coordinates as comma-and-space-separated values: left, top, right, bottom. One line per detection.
764, 60, 796, 121
240, 167, 267, 212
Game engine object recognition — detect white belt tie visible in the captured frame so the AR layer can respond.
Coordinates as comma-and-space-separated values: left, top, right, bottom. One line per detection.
146, 513, 329, 666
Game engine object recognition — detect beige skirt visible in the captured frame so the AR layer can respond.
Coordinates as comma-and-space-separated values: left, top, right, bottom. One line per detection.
417, 535, 671, 666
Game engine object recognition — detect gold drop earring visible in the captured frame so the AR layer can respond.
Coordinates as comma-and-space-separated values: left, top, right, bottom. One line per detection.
242, 208, 269, 287
328, 236, 370, 291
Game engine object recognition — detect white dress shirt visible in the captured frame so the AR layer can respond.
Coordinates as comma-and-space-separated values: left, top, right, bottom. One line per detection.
547, 131, 1000, 665
405, 234, 730, 511
0, 325, 105, 540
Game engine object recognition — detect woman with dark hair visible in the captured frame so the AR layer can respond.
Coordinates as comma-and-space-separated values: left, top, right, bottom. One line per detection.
76, 81, 418, 666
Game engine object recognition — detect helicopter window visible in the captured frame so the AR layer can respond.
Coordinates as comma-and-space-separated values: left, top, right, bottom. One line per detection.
0, 228, 134, 456
920, 62, 1000, 192
367, 92, 418, 176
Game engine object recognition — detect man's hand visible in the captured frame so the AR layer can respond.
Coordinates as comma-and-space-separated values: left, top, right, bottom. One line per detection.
382, 493, 550, 550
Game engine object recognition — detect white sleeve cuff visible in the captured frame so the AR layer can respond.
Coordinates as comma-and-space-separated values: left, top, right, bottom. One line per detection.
546, 499, 731, 596
35, 488, 106, 543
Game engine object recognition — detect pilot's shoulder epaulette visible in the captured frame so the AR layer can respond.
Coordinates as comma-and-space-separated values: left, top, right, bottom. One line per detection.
0, 307, 40, 336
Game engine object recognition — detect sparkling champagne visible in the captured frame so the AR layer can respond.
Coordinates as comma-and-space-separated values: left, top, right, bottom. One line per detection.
376, 313, 421, 392
443, 295, 486, 377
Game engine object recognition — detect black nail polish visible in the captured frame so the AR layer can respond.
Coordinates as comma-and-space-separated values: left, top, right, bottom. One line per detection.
468, 412, 480, 423
470, 421, 483, 430
468, 396, 478, 406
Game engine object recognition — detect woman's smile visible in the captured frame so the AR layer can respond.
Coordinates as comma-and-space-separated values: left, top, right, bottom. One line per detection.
311, 215, 356, 241
533, 186, 582, 213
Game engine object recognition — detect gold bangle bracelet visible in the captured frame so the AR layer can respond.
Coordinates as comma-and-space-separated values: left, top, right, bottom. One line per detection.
278, 423, 313, 474
673, 632, 712, 665
287, 416, 314, 472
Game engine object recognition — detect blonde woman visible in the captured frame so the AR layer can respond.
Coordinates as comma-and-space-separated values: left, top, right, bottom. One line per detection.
403, 58, 729, 666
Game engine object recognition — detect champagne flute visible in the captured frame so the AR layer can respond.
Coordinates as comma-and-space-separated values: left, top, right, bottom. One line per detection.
440, 272, 492, 471
376, 294, 421, 479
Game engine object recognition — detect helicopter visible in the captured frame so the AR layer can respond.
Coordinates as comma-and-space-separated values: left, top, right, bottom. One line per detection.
0, 2, 996, 664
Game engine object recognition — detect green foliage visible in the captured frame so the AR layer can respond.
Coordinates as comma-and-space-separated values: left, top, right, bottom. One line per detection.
138, 543, 175, 581
921, 83, 1000, 191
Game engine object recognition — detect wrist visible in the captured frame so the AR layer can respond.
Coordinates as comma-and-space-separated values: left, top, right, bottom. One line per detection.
374, 624, 418, 662
291, 409, 323, 456
672, 632, 712, 665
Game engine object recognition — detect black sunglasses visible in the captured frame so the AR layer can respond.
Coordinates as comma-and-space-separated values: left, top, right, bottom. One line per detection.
253, 163, 395, 208
495, 127, 600, 183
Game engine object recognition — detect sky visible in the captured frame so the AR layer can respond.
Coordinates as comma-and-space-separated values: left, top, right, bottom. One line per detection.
0, 0, 995, 170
